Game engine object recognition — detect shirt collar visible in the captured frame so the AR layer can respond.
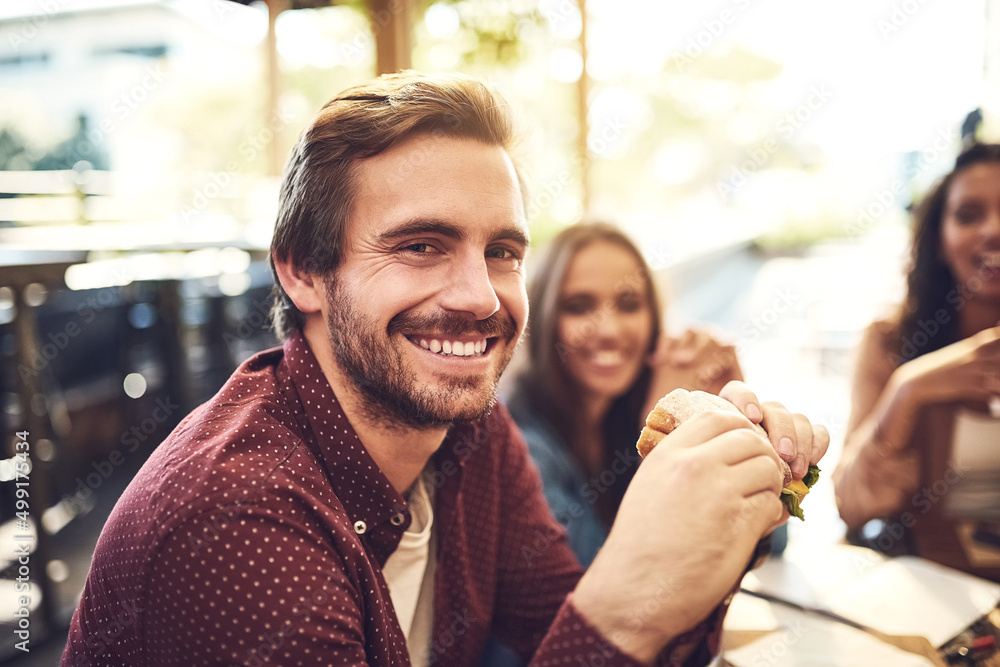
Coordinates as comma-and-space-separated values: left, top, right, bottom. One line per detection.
281, 331, 474, 563
282, 331, 411, 563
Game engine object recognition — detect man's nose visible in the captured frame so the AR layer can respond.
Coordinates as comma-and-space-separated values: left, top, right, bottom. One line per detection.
441, 255, 501, 320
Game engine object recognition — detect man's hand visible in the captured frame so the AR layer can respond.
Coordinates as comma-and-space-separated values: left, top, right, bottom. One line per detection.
573, 410, 785, 662
573, 386, 830, 663
719, 381, 830, 482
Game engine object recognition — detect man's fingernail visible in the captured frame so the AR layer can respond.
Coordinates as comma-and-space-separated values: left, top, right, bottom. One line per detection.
792, 456, 807, 478
778, 437, 794, 458
746, 404, 762, 421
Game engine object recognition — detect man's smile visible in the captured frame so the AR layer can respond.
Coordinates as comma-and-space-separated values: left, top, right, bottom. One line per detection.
403, 334, 493, 358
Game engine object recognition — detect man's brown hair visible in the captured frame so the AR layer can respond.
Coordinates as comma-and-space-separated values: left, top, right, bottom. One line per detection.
269, 70, 519, 338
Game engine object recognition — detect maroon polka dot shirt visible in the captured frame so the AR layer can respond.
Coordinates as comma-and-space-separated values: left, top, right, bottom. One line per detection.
61, 332, 720, 666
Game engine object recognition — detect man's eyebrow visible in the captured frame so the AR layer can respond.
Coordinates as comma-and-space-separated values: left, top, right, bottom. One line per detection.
491, 227, 530, 248
376, 219, 466, 244
376, 219, 530, 247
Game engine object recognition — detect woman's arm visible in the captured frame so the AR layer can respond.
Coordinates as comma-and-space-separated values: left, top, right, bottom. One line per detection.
835, 321, 1000, 530
833, 321, 921, 530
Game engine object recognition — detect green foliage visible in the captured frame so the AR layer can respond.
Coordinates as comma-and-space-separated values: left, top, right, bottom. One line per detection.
0, 127, 34, 171
418, 0, 544, 66
754, 214, 851, 251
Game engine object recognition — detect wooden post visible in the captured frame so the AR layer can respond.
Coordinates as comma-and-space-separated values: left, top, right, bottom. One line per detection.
369, 0, 413, 75
576, 0, 590, 216
266, 0, 289, 177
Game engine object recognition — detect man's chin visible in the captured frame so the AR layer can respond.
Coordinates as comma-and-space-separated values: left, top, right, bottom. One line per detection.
360, 377, 500, 430
411, 383, 500, 426
446, 393, 499, 424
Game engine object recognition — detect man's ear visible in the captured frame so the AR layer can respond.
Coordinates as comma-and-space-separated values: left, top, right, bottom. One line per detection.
272, 255, 325, 315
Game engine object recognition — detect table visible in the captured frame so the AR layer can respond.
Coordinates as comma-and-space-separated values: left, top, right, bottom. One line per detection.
719, 542, 1000, 666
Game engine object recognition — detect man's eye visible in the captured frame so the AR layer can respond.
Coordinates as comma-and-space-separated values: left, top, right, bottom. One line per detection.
404, 243, 434, 253
487, 247, 516, 259
487, 247, 523, 267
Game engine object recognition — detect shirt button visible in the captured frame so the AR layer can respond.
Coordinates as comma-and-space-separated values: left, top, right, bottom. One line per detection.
390, 513, 405, 526
353, 520, 367, 535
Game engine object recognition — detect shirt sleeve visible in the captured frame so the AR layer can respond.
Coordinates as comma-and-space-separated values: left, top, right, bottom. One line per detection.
141, 502, 396, 666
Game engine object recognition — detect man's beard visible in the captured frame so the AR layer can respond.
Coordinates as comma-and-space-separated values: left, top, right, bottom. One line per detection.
325, 278, 519, 429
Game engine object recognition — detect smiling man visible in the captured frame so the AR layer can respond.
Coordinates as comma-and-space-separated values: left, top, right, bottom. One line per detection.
63, 72, 829, 666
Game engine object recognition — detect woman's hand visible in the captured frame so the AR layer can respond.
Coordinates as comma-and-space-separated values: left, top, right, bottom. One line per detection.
892, 324, 1000, 410
647, 328, 744, 400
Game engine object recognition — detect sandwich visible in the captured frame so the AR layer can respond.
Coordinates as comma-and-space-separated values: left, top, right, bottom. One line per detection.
637, 388, 820, 520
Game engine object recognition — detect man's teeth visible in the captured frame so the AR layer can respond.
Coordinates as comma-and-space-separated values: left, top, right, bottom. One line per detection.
416, 338, 487, 357
982, 252, 1000, 268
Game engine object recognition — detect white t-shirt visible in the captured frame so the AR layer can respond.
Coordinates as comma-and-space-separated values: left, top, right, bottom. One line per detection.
382, 471, 436, 667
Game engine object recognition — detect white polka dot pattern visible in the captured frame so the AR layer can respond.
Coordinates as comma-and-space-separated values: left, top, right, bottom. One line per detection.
60, 332, 718, 666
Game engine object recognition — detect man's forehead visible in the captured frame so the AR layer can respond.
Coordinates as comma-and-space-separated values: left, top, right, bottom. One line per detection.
353, 132, 518, 186
346, 134, 528, 244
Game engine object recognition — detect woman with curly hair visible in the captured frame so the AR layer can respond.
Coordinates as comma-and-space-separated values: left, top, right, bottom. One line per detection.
834, 144, 1000, 552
